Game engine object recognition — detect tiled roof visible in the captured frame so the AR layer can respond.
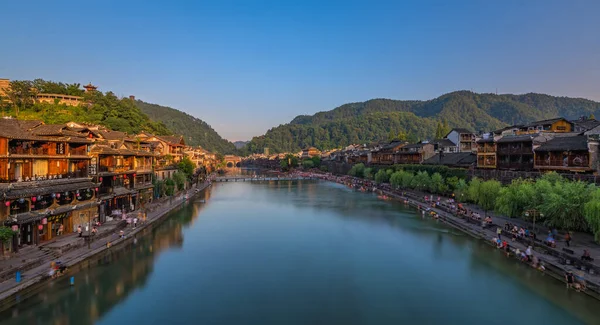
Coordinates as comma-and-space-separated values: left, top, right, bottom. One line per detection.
100, 130, 128, 141
157, 135, 184, 145
30, 124, 65, 136
0, 179, 98, 200
449, 128, 474, 134
497, 134, 534, 143
401, 143, 428, 149
524, 118, 568, 126
381, 141, 406, 150
572, 119, 600, 131
535, 135, 589, 152
431, 138, 456, 147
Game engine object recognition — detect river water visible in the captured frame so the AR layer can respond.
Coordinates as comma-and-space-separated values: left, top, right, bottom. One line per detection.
1, 180, 599, 325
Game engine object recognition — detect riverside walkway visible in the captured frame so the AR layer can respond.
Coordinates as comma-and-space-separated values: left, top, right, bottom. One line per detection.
0, 182, 211, 308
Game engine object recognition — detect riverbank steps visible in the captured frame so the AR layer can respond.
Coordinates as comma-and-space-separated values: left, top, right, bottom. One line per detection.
0, 182, 211, 312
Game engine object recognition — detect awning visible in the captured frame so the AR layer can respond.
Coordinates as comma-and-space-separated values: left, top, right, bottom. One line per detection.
1, 180, 99, 200
9, 201, 99, 225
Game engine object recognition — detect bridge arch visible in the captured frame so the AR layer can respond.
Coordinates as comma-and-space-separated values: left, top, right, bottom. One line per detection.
223, 155, 242, 169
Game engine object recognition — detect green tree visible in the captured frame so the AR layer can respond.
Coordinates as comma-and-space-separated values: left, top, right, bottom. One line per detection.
6, 80, 35, 116
165, 178, 176, 196
429, 172, 444, 193
178, 156, 196, 179
363, 168, 374, 180
478, 180, 502, 212
280, 159, 289, 170
453, 179, 469, 202
390, 171, 403, 188
302, 159, 315, 169
374, 169, 390, 184
467, 178, 482, 203
495, 179, 535, 218
584, 188, 600, 241
348, 163, 365, 178
173, 172, 186, 191
311, 156, 321, 167
411, 171, 431, 191
401, 171, 414, 188
539, 180, 590, 230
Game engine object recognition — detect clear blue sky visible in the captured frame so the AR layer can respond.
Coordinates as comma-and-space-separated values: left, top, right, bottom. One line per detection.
1, 0, 598, 141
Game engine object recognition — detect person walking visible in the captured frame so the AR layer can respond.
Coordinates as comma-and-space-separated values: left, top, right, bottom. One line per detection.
496, 227, 502, 240
133, 216, 138, 229
565, 232, 571, 247
77, 225, 82, 237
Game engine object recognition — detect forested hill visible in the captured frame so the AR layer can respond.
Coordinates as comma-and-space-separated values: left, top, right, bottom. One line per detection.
136, 101, 237, 154
244, 91, 600, 154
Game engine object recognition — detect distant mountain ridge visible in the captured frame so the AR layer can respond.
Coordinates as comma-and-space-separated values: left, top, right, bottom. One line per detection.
233, 141, 249, 149
136, 101, 237, 154
244, 91, 600, 154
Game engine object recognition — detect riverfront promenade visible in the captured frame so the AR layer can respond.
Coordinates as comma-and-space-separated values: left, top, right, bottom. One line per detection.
0, 181, 211, 307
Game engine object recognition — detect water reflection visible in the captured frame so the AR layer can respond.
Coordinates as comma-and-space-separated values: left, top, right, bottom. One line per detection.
1, 189, 212, 325
1, 181, 598, 325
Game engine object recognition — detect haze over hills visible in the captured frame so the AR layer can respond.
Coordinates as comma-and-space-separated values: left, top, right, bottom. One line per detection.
135, 101, 238, 154
233, 141, 249, 149
243, 91, 600, 154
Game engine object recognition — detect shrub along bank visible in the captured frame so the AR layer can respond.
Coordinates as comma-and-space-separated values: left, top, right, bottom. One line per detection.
347, 163, 600, 241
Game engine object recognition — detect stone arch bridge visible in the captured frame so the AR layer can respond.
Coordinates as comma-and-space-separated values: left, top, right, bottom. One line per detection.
224, 155, 242, 168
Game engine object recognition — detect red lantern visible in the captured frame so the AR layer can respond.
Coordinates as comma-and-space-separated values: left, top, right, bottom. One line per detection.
99, 177, 103, 182
113, 176, 117, 181
95, 187, 99, 191
133, 174, 136, 177
4, 201, 9, 207
12, 225, 18, 231
32, 196, 37, 202
56, 193, 61, 198
38, 225, 43, 230
42, 218, 47, 225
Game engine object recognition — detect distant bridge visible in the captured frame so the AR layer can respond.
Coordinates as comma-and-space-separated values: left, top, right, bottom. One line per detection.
215, 176, 318, 182
224, 155, 242, 168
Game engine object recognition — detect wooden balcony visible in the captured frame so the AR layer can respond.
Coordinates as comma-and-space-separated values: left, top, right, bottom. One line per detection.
534, 158, 591, 171
497, 147, 533, 155
0, 169, 88, 183
69, 146, 88, 156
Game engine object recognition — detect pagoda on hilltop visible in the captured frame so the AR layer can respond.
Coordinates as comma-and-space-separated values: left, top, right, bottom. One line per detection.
83, 82, 98, 92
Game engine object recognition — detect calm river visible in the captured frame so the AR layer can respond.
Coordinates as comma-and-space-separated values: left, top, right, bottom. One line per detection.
1, 180, 599, 324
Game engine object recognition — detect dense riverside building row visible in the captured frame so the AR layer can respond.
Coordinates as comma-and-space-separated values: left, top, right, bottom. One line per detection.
0, 118, 217, 252
275, 117, 600, 176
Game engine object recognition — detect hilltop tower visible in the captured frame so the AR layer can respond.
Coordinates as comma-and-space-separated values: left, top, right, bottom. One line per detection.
83, 83, 98, 93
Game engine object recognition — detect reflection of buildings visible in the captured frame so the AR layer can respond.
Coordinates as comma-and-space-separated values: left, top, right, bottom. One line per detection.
2, 196, 210, 325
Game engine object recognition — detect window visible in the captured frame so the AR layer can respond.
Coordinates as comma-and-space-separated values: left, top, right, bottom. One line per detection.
33, 160, 48, 176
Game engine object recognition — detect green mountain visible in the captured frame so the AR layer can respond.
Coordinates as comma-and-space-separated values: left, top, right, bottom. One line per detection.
244, 91, 600, 154
136, 101, 237, 154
